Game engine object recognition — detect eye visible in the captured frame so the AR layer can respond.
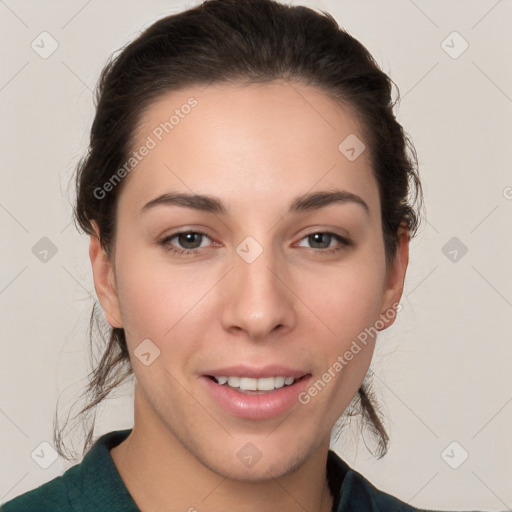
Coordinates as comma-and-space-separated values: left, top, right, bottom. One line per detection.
296, 232, 351, 254
159, 231, 213, 256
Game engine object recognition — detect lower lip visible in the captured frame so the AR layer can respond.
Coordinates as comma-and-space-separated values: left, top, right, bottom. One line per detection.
201, 376, 311, 420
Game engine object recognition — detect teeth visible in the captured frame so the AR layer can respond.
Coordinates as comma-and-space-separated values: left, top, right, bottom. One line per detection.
213, 376, 296, 391
258, 377, 278, 390
273, 376, 285, 389
227, 376, 240, 387
239, 377, 258, 390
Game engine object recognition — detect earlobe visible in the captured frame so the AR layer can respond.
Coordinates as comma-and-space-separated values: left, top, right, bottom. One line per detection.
377, 228, 409, 331
89, 222, 123, 328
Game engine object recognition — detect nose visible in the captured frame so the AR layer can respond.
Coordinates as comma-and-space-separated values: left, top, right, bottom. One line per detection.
220, 241, 297, 342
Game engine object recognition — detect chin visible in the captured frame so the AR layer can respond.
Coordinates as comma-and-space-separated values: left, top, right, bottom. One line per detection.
194, 437, 313, 482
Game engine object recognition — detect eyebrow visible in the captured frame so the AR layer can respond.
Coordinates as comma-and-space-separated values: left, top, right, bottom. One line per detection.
140, 189, 370, 216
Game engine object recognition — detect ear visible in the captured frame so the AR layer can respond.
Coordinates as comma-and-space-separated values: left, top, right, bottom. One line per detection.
89, 221, 123, 328
377, 227, 409, 330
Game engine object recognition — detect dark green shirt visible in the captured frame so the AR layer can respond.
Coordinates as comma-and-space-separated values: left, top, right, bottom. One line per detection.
1, 429, 481, 511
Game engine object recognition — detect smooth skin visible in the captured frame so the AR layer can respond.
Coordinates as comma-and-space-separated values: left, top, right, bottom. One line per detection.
89, 80, 409, 512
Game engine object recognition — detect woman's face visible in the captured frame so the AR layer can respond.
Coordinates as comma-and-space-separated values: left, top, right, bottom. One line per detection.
91, 80, 408, 479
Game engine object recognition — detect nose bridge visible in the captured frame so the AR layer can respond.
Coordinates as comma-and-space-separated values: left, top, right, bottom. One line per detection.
221, 235, 295, 340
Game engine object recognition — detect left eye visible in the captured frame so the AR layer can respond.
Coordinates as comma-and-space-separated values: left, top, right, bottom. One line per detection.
296, 232, 350, 252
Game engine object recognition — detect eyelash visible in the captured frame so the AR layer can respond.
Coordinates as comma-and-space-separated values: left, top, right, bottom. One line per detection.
158, 230, 352, 257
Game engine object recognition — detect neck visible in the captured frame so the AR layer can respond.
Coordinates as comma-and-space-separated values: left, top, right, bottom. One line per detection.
110, 390, 334, 512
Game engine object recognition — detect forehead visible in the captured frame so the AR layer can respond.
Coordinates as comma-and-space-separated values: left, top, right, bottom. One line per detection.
120, 80, 378, 217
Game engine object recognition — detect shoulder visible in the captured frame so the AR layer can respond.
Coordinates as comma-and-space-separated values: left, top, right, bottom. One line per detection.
1, 469, 78, 512
1, 429, 134, 512
328, 450, 482, 512
343, 469, 439, 511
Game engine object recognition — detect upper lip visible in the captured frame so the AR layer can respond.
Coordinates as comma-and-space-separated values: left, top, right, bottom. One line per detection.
202, 365, 310, 379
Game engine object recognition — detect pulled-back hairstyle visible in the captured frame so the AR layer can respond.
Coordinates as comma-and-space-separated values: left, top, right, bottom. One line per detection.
56, 0, 423, 462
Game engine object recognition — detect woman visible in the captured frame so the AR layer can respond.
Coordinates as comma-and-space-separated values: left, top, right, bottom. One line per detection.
0, 0, 491, 511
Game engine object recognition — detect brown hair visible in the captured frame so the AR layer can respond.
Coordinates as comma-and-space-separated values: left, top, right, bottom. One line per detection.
56, 0, 423, 462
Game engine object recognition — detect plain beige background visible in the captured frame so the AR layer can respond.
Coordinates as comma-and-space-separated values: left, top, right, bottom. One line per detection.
1, 0, 511, 510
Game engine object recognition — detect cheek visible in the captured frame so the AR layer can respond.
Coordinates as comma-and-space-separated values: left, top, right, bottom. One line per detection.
296, 251, 387, 405
302, 257, 386, 342
114, 249, 217, 356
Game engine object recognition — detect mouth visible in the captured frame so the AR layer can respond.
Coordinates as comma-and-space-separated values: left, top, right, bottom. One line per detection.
200, 367, 312, 420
